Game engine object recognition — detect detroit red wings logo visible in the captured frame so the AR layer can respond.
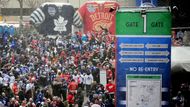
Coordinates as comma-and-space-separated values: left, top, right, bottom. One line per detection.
93, 20, 112, 32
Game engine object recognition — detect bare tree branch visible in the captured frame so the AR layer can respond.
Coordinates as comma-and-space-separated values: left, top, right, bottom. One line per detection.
0, 0, 9, 17
24, 0, 53, 9
38, 0, 53, 6
24, 0, 38, 9
0, 0, 10, 7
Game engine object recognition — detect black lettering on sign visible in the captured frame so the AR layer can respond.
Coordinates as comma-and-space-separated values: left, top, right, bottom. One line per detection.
151, 22, 163, 27
125, 22, 138, 27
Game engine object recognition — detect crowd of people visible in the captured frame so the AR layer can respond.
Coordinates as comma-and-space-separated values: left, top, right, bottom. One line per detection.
172, 29, 190, 46
0, 29, 116, 107
171, 83, 190, 107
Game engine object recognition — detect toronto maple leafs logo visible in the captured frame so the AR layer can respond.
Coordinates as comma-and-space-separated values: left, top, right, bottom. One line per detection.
54, 16, 68, 33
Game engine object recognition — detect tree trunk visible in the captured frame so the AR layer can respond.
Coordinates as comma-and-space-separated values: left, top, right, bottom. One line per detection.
0, 8, 2, 21
18, 0, 23, 34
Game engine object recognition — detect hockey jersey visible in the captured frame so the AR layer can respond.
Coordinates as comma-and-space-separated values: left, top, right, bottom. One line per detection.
76, 1, 119, 34
30, 2, 82, 35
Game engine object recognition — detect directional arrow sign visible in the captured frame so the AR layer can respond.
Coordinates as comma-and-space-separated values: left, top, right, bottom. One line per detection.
119, 51, 144, 56
119, 58, 144, 63
145, 51, 169, 56
145, 58, 170, 63
145, 44, 168, 49
120, 43, 144, 49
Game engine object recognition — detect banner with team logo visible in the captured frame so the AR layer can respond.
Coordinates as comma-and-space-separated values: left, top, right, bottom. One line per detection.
30, 3, 82, 35
77, 1, 119, 34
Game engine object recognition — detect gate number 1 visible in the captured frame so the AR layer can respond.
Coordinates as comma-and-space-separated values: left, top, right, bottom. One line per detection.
142, 14, 147, 33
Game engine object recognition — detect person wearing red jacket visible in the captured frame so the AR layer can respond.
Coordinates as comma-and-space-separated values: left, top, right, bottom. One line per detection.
105, 79, 115, 99
62, 72, 71, 83
68, 79, 78, 94
12, 82, 19, 95
67, 91, 75, 107
106, 68, 113, 82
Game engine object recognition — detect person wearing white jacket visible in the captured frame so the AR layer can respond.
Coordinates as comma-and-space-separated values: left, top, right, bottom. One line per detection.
84, 72, 93, 96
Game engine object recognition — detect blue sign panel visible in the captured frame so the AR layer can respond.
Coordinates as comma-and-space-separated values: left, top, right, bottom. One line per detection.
116, 36, 171, 107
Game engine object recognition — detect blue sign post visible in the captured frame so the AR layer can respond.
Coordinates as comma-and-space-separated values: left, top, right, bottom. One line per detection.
116, 7, 171, 107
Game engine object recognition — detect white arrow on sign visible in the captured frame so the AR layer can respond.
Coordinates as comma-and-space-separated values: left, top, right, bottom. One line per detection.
120, 43, 144, 49
145, 58, 170, 63
119, 58, 144, 63
119, 51, 144, 56
145, 51, 170, 56
145, 44, 168, 49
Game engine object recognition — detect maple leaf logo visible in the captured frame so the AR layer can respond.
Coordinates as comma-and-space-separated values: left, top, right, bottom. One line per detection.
54, 16, 68, 33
